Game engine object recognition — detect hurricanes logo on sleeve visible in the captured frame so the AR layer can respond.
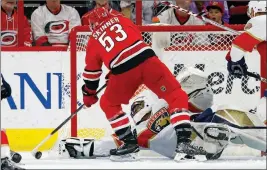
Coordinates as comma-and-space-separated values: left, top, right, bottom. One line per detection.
45, 20, 69, 35
1, 31, 17, 46
146, 108, 170, 133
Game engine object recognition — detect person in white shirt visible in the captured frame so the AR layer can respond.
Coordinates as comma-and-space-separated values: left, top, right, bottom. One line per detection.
155, 0, 204, 25
31, 0, 81, 46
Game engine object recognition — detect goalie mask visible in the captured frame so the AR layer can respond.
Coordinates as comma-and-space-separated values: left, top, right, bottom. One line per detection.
130, 96, 152, 125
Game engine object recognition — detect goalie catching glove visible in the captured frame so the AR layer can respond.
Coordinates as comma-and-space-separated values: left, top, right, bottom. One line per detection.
59, 137, 95, 159
226, 52, 248, 78
82, 85, 98, 107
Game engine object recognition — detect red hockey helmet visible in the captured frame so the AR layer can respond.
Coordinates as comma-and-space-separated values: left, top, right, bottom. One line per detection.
88, 7, 110, 31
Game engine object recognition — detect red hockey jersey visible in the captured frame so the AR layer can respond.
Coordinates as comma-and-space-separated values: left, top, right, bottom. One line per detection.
83, 16, 155, 90
1, 8, 32, 47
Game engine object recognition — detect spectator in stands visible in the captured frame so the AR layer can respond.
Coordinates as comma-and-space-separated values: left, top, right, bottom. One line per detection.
120, 0, 154, 25
1, 0, 32, 47
86, 0, 121, 12
206, 1, 227, 25
31, 0, 81, 46
190, 0, 230, 23
81, 0, 122, 26
153, 0, 204, 25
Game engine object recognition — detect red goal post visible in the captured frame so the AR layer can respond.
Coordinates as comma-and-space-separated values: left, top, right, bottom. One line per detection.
69, 24, 265, 139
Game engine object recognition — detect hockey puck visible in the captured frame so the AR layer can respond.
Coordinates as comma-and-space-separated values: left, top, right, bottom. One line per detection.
35, 151, 42, 159
11, 152, 22, 163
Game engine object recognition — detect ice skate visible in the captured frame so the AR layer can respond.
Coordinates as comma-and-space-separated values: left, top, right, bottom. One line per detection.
110, 133, 140, 162
174, 138, 207, 162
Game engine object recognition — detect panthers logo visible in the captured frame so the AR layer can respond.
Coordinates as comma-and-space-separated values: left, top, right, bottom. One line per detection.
147, 108, 170, 133
45, 20, 69, 35
1, 31, 17, 46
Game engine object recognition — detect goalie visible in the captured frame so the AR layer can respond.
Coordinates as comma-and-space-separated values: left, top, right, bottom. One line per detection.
59, 67, 265, 161
59, 96, 266, 161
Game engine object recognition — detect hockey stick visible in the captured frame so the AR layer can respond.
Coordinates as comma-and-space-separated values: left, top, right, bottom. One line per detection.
247, 71, 267, 83
228, 123, 267, 130
165, 3, 242, 35
31, 83, 107, 159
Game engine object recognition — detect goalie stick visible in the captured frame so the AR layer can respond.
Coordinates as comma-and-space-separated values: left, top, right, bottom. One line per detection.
31, 83, 107, 159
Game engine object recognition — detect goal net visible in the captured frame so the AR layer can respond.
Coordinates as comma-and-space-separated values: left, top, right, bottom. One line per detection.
52, 25, 265, 157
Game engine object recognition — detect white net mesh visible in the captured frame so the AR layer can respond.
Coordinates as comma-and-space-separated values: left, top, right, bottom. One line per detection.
49, 25, 262, 157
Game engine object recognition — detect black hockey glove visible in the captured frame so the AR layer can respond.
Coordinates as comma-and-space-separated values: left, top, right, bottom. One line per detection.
1, 76, 11, 100
227, 56, 248, 79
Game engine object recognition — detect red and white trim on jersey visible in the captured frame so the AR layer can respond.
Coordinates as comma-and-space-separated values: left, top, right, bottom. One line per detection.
83, 69, 102, 81
232, 32, 263, 52
230, 31, 263, 62
169, 109, 190, 127
109, 113, 131, 132
83, 69, 102, 90
109, 40, 152, 69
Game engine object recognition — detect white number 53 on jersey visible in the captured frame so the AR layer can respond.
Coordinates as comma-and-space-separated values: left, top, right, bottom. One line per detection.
98, 24, 128, 52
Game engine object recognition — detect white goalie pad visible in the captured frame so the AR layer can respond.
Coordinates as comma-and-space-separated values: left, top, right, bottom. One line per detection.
176, 66, 214, 110
202, 123, 234, 154
176, 66, 208, 94
192, 104, 266, 155
58, 137, 95, 159
228, 126, 266, 152
192, 121, 266, 157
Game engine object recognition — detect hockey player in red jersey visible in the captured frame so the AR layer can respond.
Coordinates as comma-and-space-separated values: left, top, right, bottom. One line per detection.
1, 0, 32, 47
81, 7, 198, 161
226, 1, 266, 90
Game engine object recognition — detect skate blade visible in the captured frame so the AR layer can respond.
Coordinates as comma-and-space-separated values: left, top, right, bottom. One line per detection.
110, 152, 140, 162
174, 153, 206, 162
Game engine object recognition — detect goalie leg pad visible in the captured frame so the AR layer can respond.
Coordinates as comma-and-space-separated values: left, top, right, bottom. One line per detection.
203, 124, 233, 155
59, 137, 95, 159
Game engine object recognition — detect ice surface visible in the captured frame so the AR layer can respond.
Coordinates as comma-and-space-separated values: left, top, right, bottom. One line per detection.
18, 152, 266, 169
